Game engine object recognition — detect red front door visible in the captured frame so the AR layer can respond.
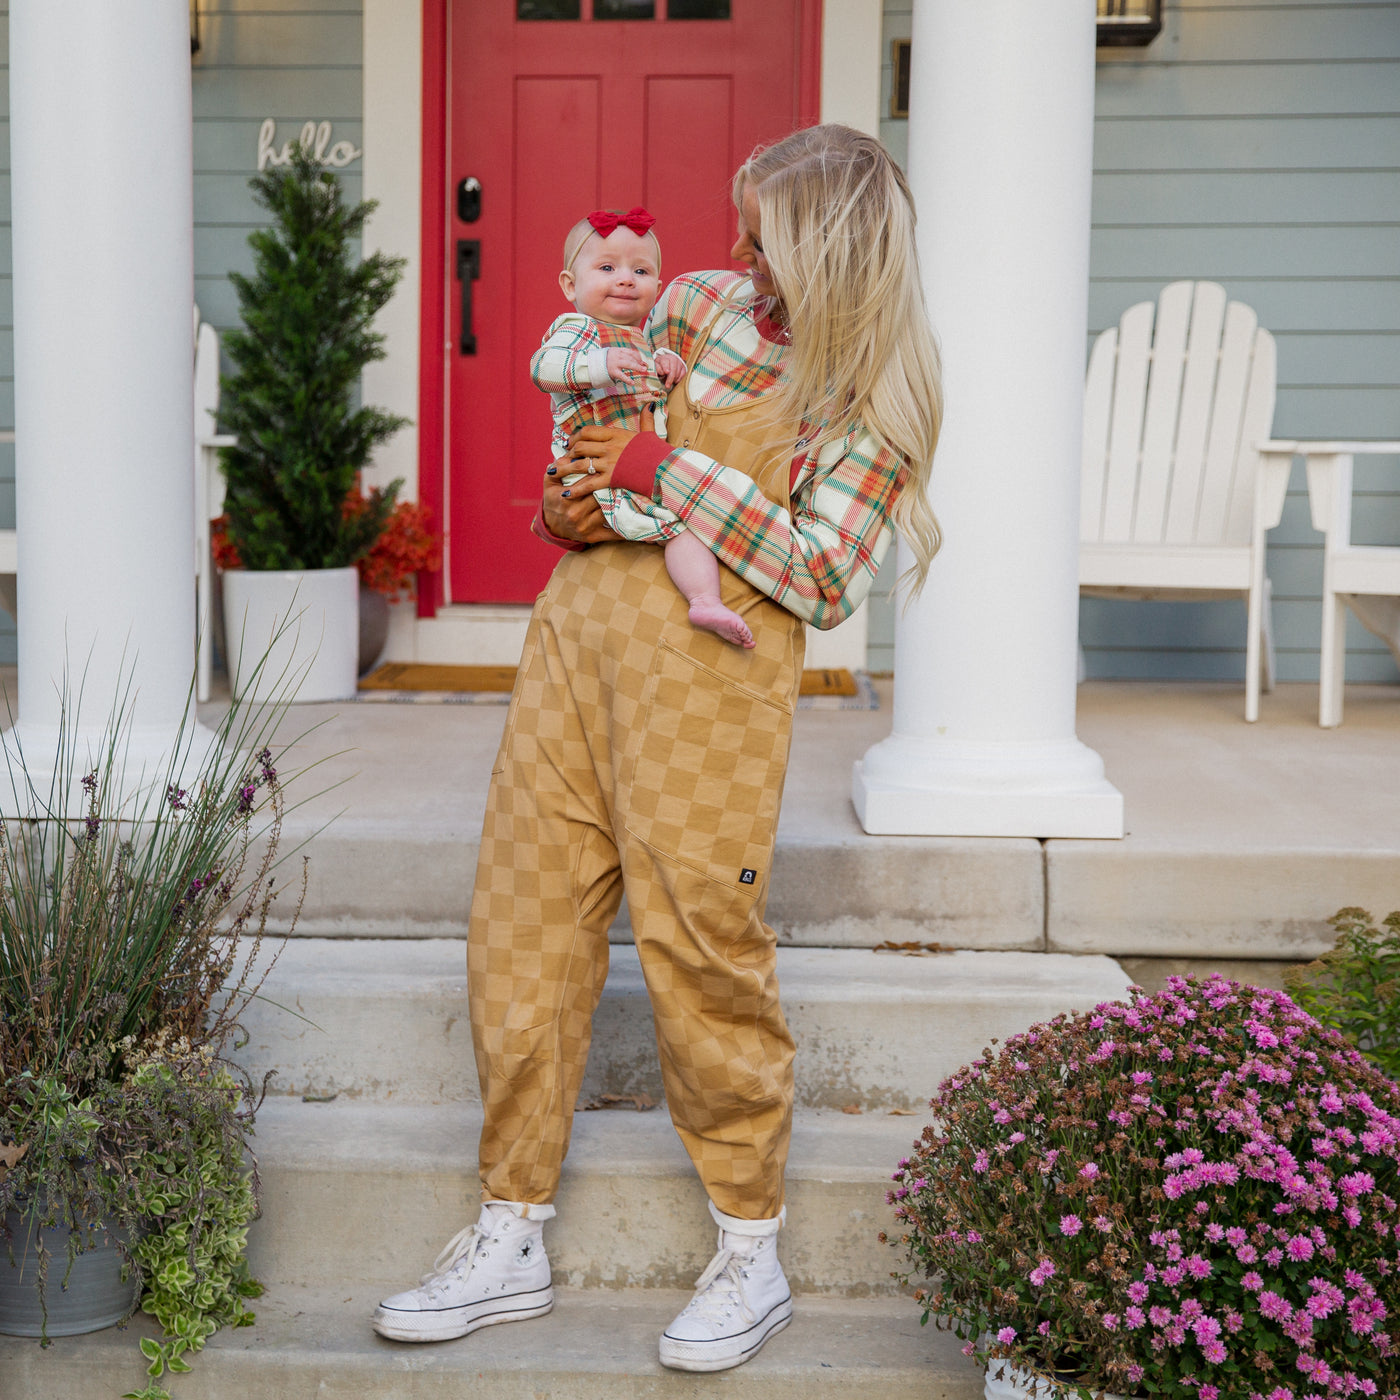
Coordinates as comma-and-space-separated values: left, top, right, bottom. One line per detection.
436, 0, 819, 605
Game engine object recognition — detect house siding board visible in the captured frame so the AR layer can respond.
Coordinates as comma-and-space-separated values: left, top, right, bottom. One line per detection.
0, 2, 364, 667
877, 0, 1400, 684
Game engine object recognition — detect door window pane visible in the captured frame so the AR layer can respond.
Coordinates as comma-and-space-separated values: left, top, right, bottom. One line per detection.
668, 0, 730, 16
596, 0, 655, 17
518, 0, 580, 18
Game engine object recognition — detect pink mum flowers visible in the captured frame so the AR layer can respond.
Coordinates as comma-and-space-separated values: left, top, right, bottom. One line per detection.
886, 975, 1400, 1400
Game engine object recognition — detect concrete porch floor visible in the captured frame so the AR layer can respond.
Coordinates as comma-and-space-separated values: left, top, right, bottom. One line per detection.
167, 673, 1400, 969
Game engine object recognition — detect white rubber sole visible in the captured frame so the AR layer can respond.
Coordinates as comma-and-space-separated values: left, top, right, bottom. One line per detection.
658, 1295, 793, 1373
371, 1286, 554, 1343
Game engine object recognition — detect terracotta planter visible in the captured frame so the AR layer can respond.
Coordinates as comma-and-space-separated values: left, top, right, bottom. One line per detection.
222, 566, 359, 703
986, 1361, 1128, 1400
0, 1208, 139, 1338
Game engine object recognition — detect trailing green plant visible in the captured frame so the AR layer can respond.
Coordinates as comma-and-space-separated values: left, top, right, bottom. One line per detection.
121, 1054, 262, 1400
0, 659, 318, 1395
219, 141, 407, 571
1284, 907, 1400, 1083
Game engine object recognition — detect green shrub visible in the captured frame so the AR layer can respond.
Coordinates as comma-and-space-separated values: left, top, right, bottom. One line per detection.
1284, 906, 1400, 1082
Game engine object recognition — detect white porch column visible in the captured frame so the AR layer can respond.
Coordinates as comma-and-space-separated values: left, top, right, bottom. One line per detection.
853, 0, 1123, 838
10, 2, 201, 777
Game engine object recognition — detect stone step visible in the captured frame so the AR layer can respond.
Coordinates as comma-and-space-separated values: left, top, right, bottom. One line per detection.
246, 1099, 925, 1296
0, 1284, 986, 1399
235, 940, 1132, 1110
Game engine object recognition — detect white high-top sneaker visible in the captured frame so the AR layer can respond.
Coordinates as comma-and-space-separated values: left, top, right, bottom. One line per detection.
659, 1203, 792, 1372
372, 1200, 555, 1343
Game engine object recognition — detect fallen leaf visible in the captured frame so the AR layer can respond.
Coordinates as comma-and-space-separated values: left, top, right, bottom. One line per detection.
582, 1092, 657, 1112
872, 940, 949, 956
887, 1108, 918, 1116
0, 1141, 27, 1186
841, 1103, 863, 1115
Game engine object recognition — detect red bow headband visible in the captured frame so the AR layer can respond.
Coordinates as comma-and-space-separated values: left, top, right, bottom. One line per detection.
587, 206, 655, 238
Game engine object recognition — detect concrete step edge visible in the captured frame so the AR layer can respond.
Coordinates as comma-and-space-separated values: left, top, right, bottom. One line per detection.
0, 1283, 986, 1400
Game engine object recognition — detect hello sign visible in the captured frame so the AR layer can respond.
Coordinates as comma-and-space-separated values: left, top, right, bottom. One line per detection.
257, 118, 362, 172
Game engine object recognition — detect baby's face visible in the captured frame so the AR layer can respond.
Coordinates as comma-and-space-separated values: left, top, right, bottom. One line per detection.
559, 228, 661, 328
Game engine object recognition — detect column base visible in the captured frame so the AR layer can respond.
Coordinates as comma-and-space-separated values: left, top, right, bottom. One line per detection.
1, 719, 222, 818
852, 734, 1124, 839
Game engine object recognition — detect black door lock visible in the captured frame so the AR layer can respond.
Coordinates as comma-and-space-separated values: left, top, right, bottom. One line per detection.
457, 176, 482, 223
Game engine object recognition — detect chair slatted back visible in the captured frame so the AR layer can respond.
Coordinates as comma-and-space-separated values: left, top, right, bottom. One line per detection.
1082, 281, 1277, 549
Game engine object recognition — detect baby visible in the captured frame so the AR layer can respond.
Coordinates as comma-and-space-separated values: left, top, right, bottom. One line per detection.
530, 207, 755, 649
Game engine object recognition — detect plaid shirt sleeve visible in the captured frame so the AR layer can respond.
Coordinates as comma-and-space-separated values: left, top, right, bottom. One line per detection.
645, 270, 747, 365
653, 429, 907, 629
531, 314, 602, 393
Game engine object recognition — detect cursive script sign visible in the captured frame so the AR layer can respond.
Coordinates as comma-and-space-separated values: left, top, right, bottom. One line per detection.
257, 118, 362, 172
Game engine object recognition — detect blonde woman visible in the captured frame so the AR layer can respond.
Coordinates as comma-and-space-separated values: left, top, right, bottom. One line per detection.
373, 124, 942, 1373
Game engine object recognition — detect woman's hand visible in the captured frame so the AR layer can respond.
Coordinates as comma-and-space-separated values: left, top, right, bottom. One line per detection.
564, 406, 657, 499
542, 459, 622, 543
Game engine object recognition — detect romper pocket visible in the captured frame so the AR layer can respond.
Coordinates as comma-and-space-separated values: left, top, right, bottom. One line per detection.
623, 640, 794, 892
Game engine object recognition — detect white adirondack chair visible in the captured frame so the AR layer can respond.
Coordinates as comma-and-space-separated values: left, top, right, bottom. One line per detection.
1080, 280, 1290, 722
1259, 440, 1400, 727
194, 316, 237, 702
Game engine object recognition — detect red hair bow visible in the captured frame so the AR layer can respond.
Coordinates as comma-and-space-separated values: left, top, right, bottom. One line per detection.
588, 206, 655, 238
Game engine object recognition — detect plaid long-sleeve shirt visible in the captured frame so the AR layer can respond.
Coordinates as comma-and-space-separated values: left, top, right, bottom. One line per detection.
634, 270, 909, 630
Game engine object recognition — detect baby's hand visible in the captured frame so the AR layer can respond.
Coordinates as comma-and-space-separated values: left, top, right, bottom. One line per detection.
654, 349, 686, 389
605, 347, 649, 382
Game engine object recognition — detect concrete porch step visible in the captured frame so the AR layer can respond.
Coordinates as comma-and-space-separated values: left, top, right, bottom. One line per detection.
0, 1284, 986, 1399
246, 1099, 923, 1296
235, 941, 1133, 1110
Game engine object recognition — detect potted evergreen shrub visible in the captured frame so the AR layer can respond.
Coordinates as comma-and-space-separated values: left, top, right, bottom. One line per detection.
887, 975, 1400, 1400
219, 142, 406, 702
0, 670, 306, 1397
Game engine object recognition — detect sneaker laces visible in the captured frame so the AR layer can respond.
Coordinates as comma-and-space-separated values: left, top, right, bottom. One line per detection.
684, 1243, 756, 1326
420, 1219, 489, 1289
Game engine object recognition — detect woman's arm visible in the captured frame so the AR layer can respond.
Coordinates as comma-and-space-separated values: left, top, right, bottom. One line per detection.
569, 424, 907, 629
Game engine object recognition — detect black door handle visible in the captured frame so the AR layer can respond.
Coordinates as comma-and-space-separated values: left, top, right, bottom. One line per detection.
457, 240, 481, 355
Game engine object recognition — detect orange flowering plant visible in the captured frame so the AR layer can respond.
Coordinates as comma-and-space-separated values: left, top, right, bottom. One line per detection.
212, 492, 441, 603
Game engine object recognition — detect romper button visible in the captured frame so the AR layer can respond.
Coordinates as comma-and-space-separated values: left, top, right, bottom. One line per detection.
692, 408, 700, 419
682, 439, 691, 448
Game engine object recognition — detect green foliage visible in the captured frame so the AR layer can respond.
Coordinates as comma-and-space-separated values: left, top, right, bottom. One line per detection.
119, 1061, 263, 1400
1284, 906, 1400, 1082
0, 658, 314, 1395
219, 142, 407, 571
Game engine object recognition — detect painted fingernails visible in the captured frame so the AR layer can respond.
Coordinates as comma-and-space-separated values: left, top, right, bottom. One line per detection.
561, 489, 572, 498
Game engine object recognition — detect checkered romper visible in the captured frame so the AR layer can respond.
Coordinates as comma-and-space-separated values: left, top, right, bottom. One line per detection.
468, 289, 807, 1220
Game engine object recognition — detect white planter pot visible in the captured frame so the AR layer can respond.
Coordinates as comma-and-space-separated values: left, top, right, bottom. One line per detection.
222, 566, 359, 703
986, 1361, 1127, 1400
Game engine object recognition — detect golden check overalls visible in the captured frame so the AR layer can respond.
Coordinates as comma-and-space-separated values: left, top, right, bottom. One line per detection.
468, 296, 805, 1220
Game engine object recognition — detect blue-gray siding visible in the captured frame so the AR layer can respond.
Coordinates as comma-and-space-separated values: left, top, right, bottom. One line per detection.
1, 3, 1396, 684
876, 0, 1400, 682
0, 0, 364, 667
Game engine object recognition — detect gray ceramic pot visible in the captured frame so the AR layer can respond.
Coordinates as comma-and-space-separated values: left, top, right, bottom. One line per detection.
0, 1208, 139, 1337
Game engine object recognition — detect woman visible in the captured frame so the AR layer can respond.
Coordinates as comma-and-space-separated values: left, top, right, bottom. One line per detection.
373, 124, 943, 1373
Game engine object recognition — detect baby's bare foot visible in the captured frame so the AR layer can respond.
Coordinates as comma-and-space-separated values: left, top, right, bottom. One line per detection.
688, 596, 755, 649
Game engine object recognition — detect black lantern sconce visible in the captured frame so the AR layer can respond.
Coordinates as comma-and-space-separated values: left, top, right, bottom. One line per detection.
191, 1, 202, 57
1097, 0, 1162, 47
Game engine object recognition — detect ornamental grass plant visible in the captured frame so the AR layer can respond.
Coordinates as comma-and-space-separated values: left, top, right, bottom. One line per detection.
0, 664, 315, 1398
887, 975, 1400, 1400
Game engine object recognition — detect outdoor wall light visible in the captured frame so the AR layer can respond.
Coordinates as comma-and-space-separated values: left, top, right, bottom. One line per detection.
1096, 0, 1163, 47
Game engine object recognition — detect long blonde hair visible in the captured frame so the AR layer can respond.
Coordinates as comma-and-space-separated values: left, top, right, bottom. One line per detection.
735, 125, 943, 592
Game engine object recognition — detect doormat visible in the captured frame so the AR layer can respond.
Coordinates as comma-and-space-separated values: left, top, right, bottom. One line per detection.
357, 662, 879, 709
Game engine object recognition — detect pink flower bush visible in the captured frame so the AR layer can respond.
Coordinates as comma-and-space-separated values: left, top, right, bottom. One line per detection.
885, 976, 1400, 1399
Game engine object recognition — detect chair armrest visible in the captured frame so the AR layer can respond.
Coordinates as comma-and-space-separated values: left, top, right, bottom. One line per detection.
1253, 451, 1293, 531
1259, 439, 1400, 456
